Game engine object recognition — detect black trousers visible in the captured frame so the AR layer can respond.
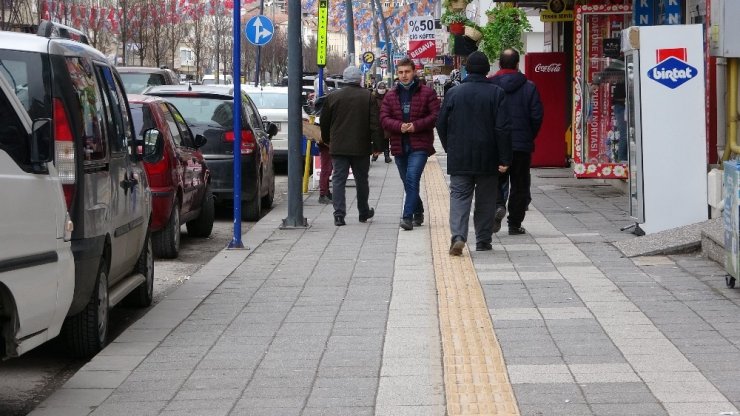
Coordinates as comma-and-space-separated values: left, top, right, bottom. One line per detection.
498, 151, 532, 228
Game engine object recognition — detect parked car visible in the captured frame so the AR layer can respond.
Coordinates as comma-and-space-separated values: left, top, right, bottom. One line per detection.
201, 74, 233, 85
118, 66, 180, 94
144, 85, 277, 221
128, 95, 214, 258
0, 71, 75, 359
0, 21, 154, 357
243, 86, 289, 165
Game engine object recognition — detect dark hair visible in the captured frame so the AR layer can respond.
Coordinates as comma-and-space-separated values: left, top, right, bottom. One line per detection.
499, 49, 520, 70
396, 57, 416, 71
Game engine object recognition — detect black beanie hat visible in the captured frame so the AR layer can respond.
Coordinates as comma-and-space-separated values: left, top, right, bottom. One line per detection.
466, 51, 490, 75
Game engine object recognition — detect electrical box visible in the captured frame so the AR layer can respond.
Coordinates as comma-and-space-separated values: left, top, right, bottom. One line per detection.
710, 0, 740, 57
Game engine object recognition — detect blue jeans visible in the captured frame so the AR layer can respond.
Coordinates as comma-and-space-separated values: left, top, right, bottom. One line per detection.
394, 141, 428, 219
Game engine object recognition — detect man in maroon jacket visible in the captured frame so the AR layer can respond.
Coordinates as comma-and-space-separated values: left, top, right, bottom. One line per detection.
380, 58, 440, 230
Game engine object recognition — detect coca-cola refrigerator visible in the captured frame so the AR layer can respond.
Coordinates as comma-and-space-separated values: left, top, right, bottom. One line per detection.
525, 52, 568, 167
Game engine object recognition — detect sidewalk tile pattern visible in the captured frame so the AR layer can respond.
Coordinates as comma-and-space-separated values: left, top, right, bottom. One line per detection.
424, 157, 519, 415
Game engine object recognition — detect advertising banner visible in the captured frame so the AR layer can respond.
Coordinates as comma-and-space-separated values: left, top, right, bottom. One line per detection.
407, 16, 436, 60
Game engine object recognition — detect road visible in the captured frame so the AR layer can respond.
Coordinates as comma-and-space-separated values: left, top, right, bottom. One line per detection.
0, 174, 289, 416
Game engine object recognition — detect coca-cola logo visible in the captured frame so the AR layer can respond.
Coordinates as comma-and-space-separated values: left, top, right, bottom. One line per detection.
535, 63, 562, 73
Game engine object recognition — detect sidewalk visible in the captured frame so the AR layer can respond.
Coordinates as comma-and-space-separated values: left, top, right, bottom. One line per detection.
31, 149, 740, 416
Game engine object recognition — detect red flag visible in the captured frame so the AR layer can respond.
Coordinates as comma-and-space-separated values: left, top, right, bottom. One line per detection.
89, 6, 97, 28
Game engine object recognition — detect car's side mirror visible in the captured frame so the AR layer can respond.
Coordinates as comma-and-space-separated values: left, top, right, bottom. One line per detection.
142, 128, 164, 163
30, 118, 53, 165
194, 134, 207, 148
265, 122, 278, 137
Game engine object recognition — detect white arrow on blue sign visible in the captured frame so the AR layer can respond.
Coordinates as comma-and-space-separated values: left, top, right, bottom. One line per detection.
245, 15, 274, 46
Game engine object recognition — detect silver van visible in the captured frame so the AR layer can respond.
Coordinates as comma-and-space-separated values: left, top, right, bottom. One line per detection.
0, 21, 154, 357
0, 71, 74, 358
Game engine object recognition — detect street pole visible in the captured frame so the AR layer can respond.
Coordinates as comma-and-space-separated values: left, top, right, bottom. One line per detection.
282, 0, 307, 228
254, 0, 264, 87
344, 0, 355, 65
371, 0, 380, 81
317, 0, 328, 95
374, 0, 393, 75
229, 0, 244, 248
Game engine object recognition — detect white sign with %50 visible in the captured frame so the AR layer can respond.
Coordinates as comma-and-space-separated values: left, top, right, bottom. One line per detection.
408, 16, 435, 41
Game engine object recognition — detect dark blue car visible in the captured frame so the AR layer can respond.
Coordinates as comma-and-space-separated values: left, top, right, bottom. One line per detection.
144, 85, 277, 221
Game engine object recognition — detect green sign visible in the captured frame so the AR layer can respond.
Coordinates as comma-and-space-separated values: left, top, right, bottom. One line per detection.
317, 0, 328, 66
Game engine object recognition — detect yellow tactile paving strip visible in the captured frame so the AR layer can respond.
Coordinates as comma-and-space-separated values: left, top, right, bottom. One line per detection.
424, 156, 520, 416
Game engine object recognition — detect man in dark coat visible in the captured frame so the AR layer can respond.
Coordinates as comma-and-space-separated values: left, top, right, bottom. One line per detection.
437, 51, 512, 255
489, 48, 544, 235
380, 58, 440, 230
320, 65, 382, 226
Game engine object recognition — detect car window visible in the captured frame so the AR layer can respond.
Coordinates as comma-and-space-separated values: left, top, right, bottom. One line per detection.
166, 103, 195, 148
0, 49, 51, 120
158, 102, 185, 147
0, 89, 29, 168
66, 57, 107, 162
120, 72, 167, 94
163, 96, 234, 128
243, 95, 262, 131
250, 93, 288, 109
129, 103, 156, 139
96, 65, 128, 154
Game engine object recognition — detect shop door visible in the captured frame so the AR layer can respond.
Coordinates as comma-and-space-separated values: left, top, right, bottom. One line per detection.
572, 4, 632, 179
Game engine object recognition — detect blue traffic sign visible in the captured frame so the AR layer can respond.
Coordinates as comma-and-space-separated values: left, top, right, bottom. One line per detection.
245, 15, 274, 46
360, 62, 372, 73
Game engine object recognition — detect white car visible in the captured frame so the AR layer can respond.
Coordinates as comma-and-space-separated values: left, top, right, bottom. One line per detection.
243, 86, 290, 165
0, 71, 74, 358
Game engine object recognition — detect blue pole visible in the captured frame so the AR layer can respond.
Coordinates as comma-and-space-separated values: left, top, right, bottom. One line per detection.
229, 0, 244, 249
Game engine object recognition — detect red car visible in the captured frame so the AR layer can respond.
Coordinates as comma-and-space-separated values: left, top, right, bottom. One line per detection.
128, 94, 214, 258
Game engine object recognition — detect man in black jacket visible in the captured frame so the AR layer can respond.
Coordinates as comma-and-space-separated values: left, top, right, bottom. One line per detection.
321, 65, 382, 226
489, 49, 544, 235
437, 51, 512, 255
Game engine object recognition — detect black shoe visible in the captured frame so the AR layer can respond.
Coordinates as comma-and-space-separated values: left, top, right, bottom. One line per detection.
359, 208, 375, 223
400, 218, 413, 230
371, 154, 378, 162
319, 195, 332, 204
509, 226, 526, 235
334, 216, 346, 226
476, 242, 493, 251
493, 206, 506, 233
449, 236, 465, 256
384, 153, 392, 163
412, 212, 424, 227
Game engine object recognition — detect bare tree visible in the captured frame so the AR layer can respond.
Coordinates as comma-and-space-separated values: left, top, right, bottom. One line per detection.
186, 2, 209, 80
209, 0, 231, 83
0, 0, 34, 31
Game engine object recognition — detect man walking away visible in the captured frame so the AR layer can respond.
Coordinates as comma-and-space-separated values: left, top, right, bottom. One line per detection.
320, 65, 381, 226
380, 58, 440, 231
437, 51, 512, 255
489, 49, 544, 235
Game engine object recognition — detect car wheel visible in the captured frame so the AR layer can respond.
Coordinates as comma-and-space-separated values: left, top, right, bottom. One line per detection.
187, 187, 215, 238
261, 168, 275, 209
63, 258, 109, 358
126, 232, 154, 307
242, 178, 262, 221
153, 200, 180, 258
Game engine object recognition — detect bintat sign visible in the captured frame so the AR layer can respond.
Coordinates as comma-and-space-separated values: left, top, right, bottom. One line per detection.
407, 16, 436, 60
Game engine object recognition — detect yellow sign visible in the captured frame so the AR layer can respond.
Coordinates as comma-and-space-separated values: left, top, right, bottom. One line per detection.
317, 0, 328, 66
540, 10, 574, 22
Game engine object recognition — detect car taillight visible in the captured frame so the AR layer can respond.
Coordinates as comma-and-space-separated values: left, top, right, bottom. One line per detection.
224, 130, 256, 154
54, 98, 76, 208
